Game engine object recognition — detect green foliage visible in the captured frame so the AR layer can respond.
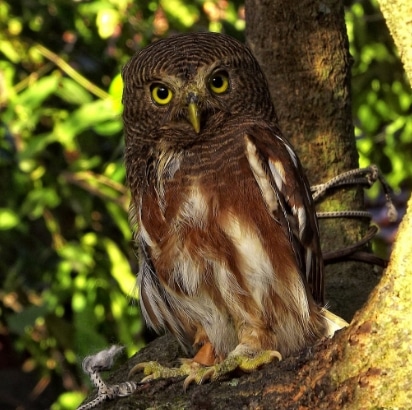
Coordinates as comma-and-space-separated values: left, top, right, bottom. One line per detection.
346, 0, 412, 193
0, 0, 244, 407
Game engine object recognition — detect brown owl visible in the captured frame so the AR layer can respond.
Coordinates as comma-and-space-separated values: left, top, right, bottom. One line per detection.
122, 32, 338, 386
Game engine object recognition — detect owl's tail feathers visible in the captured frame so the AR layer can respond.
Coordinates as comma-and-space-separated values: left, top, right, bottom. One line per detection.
321, 308, 350, 337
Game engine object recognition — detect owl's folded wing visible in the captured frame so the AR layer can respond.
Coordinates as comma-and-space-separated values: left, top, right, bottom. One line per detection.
243, 124, 324, 305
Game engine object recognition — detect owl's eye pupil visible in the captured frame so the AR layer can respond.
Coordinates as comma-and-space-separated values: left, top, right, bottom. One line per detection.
209, 71, 229, 94
212, 76, 224, 88
151, 84, 173, 105
157, 87, 169, 100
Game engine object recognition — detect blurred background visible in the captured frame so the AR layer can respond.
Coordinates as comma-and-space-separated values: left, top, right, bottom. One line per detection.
0, 0, 410, 408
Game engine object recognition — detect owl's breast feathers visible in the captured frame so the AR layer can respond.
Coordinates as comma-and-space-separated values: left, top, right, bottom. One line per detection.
131, 119, 327, 359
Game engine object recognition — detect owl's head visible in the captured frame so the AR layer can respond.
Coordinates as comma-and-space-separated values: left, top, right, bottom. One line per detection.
122, 32, 275, 146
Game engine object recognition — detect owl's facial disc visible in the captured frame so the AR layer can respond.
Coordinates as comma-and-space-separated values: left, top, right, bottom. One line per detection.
183, 69, 230, 134
186, 92, 200, 134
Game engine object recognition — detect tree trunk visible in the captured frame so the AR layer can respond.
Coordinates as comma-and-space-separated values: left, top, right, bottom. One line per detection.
377, 0, 412, 85
327, 194, 412, 408
245, 0, 374, 321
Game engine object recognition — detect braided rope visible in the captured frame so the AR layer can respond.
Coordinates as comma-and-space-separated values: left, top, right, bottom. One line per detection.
77, 346, 138, 410
311, 165, 397, 223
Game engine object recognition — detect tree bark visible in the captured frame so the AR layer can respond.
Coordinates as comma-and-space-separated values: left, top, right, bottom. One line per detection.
377, 0, 412, 85
244, 0, 374, 321
328, 194, 412, 408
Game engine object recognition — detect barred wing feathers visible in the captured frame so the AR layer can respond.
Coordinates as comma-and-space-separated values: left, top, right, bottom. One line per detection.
243, 125, 324, 305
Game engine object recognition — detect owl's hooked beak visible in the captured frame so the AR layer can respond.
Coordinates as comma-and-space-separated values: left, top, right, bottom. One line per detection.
187, 93, 200, 134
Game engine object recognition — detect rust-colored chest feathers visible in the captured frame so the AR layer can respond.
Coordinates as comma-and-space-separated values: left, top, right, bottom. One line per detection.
122, 32, 328, 365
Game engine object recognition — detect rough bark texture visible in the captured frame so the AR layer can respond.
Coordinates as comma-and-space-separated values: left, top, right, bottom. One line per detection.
81, 198, 412, 409
80, 332, 353, 410
244, 0, 373, 321
378, 0, 412, 85
328, 194, 412, 408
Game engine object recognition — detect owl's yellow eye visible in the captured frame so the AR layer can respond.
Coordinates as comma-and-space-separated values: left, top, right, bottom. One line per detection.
150, 84, 173, 105
209, 72, 229, 94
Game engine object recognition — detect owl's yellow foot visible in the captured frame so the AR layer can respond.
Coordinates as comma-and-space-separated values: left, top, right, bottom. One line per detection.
129, 345, 282, 389
183, 346, 282, 388
128, 360, 189, 382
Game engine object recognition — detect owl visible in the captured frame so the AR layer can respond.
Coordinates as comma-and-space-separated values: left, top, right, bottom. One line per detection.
122, 32, 337, 386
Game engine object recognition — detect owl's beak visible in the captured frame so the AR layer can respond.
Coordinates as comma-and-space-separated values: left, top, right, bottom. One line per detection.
187, 94, 200, 134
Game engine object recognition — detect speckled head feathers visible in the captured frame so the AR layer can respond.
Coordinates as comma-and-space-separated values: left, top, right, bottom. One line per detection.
123, 32, 263, 84
122, 32, 276, 143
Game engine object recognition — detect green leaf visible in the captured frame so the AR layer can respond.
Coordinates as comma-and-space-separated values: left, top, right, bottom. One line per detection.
18, 132, 56, 160
161, 0, 199, 28
7, 305, 49, 335
0, 40, 22, 63
51, 392, 85, 410
103, 237, 136, 295
55, 99, 119, 144
17, 75, 60, 109
108, 73, 123, 114
96, 8, 119, 39
0, 208, 20, 230
21, 187, 61, 218
55, 77, 93, 105
58, 242, 95, 272
92, 118, 122, 136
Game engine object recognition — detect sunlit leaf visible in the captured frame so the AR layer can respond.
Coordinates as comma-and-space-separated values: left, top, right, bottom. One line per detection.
55, 78, 93, 105
55, 99, 119, 145
161, 0, 199, 28
51, 392, 85, 410
108, 73, 123, 114
72, 292, 87, 312
17, 75, 60, 109
358, 104, 379, 133
96, 8, 119, 39
0, 208, 19, 230
103, 238, 136, 295
92, 118, 123, 136
58, 242, 95, 272
0, 39, 21, 63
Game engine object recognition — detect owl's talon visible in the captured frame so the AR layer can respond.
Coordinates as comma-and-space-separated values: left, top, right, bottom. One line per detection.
200, 367, 216, 383
129, 349, 282, 389
140, 374, 155, 383
233, 349, 282, 372
182, 348, 282, 389
182, 374, 197, 391
137, 361, 159, 378
129, 360, 190, 382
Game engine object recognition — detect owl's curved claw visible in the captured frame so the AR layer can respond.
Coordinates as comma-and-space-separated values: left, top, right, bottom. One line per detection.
182, 366, 215, 390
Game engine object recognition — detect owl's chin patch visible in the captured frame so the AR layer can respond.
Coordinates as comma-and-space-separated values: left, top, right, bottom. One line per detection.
160, 120, 201, 141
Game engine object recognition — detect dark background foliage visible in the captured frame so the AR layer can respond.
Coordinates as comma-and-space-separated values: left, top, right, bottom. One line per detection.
0, 0, 409, 408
